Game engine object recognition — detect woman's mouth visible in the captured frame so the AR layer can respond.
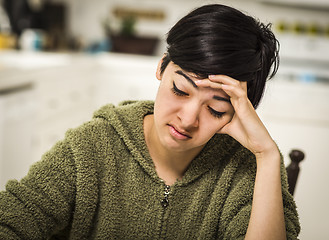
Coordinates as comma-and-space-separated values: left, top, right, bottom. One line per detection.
168, 125, 192, 140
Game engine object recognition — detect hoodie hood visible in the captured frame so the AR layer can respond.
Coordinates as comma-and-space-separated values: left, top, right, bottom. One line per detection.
93, 100, 158, 181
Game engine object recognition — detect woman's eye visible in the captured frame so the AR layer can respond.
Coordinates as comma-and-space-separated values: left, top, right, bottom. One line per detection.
172, 82, 189, 96
208, 106, 225, 118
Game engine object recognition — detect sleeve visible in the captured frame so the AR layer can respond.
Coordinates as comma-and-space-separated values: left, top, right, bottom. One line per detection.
219, 149, 300, 240
0, 138, 77, 240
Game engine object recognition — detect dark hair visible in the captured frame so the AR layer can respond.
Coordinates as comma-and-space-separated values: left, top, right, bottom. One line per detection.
160, 4, 279, 109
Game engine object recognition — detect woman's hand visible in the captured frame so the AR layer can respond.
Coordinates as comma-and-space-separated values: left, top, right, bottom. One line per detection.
197, 75, 286, 239
195, 74, 278, 159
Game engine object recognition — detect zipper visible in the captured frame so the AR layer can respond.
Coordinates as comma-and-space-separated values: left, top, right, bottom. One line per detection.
160, 184, 171, 208
159, 184, 171, 239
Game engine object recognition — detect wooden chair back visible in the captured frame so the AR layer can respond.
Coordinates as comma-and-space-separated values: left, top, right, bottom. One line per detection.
286, 149, 305, 196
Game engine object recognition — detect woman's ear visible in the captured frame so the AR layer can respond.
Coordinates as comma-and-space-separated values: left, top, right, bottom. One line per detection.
156, 54, 166, 81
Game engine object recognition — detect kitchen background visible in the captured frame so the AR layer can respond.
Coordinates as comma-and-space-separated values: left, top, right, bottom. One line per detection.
1, 0, 329, 239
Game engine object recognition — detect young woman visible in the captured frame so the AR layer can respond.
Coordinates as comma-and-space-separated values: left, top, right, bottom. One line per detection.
0, 4, 300, 240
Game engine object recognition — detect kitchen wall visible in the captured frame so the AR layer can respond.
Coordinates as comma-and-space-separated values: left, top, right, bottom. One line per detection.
63, 0, 329, 55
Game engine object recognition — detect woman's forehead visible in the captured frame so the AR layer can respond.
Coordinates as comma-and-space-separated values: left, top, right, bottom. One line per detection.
170, 62, 206, 81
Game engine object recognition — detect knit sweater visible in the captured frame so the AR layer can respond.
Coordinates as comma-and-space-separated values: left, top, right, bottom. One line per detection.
0, 100, 300, 240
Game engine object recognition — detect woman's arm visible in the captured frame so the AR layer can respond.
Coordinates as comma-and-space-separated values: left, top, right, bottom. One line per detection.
246, 147, 286, 239
196, 75, 286, 239
0, 139, 76, 239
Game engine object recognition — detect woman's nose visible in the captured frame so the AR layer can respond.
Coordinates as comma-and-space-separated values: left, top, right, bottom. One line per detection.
178, 101, 200, 129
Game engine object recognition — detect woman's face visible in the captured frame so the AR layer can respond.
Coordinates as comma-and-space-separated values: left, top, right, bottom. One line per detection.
153, 61, 235, 153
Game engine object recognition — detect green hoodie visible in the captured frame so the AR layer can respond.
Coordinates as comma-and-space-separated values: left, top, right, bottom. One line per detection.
0, 100, 300, 239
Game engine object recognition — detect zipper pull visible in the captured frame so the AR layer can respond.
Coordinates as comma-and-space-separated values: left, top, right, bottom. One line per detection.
160, 185, 171, 208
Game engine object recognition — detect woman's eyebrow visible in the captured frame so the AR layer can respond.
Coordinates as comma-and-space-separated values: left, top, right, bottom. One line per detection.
213, 95, 231, 104
175, 70, 231, 104
175, 70, 198, 88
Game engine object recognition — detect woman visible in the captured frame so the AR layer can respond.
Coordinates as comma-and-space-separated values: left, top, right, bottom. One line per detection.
0, 4, 299, 240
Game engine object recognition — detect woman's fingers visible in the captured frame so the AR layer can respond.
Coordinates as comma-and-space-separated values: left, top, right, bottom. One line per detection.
208, 75, 245, 89
196, 75, 249, 112
194, 79, 223, 89
195, 75, 247, 98
195, 75, 251, 121
195, 75, 230, 88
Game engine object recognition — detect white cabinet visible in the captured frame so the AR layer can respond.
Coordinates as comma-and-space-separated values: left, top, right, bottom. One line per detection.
0, 52, 160, 190
0, 84, 37, 190
0, 53, 100, 189
29, 53, 160, 162
30, 59, 99, 162
95, 53, 159, 107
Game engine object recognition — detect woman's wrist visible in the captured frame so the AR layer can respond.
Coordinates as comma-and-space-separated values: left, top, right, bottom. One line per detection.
254, 142, 281, 166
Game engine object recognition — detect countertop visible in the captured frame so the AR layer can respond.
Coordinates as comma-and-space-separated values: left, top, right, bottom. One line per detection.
0, 50, 160, 92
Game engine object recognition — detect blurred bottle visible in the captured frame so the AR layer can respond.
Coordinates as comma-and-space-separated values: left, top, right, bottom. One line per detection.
19, 28, 45, 51
276, 20, 291, 34
292, 22, 307, 35
308, 22, 323, 36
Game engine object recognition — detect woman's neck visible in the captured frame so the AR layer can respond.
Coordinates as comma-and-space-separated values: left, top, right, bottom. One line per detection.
143, 114, 202, 185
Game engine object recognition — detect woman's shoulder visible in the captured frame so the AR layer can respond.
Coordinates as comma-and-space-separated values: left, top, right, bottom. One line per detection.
92, 100, 154, 121
63, 100, 154, 146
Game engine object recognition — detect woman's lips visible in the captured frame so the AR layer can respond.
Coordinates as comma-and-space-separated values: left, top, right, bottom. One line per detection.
168, 125, 192, 140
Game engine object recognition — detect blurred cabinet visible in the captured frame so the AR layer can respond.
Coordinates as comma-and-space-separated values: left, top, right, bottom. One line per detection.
0, 52, 160, 190
30, 59, 99, 162
30, 53, 160, 168
0, 54, 99, 190
95, 53, 159, 107
0, 83, 36, 190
